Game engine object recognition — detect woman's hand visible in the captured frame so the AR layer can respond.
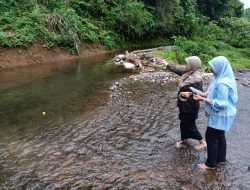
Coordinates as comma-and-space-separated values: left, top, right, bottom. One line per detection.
158, 58, 169, 67
193, 94, 203, 101
193, 94, 211, 104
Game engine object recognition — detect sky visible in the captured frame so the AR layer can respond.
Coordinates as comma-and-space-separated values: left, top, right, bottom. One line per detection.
241, 0, 250, 8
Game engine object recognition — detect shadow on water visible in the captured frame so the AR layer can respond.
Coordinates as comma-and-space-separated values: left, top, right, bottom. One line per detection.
0, 53, 128, 131
0, 56, 250, 189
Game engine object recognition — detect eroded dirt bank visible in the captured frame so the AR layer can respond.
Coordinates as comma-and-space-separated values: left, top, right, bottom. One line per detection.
0, 43, 110, 69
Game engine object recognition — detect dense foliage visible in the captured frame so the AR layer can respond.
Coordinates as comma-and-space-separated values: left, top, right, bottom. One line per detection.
0, 0, 249, 56
245, 8, 250, 20
197, 0, 244, 20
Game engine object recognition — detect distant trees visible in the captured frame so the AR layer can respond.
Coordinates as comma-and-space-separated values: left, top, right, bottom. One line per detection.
245, 8, 250, 20
197, 0, 244, 20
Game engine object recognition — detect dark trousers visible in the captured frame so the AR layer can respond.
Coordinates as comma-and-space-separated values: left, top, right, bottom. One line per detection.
205, 127, 227, 168
179, 113, 203, 141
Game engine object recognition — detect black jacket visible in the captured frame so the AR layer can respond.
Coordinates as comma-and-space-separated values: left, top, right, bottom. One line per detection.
167, 64, 203, 114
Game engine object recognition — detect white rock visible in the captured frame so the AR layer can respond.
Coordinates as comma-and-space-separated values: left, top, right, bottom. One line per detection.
117, 54, 126, 60
123, 62, 135, 70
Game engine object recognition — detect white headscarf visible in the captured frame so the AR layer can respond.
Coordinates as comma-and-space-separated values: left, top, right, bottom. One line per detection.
179, 56, 202, 88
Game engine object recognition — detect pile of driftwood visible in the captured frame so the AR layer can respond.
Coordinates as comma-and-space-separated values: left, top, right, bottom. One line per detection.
114, 46, 172, 72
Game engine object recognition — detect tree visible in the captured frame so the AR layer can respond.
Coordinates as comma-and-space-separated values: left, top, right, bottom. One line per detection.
147, 0, 199, 36
197, 0, 244, 20
245, 8, 250, 21
105, 0, 154, 39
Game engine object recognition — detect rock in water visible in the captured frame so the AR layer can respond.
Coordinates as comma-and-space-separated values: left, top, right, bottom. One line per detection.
114, 60, 124, 66
117, 54, 126, 60
123, 62, 135, 70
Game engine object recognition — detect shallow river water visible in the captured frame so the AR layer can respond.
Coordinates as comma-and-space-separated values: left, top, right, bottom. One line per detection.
0, 54, 249, 190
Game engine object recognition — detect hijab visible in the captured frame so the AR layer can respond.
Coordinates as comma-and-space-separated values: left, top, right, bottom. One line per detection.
179, 56, 202, 88
208, 56, 238, 104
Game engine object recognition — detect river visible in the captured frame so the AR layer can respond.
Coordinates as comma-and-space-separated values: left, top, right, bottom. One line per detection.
0, 54, 249, 189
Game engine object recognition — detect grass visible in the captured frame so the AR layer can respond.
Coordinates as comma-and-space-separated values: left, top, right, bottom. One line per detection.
118, 38, 171, 50
216, 47, 250, 69
153, 45, 250, 69
153, 49, 177, 64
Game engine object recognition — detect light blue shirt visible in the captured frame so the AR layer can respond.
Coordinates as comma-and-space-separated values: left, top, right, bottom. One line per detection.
205, 56, 238, 131
205, 83, 237, 131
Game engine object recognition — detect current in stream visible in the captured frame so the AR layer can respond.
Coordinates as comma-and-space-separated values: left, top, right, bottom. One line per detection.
0, 54, 249, 190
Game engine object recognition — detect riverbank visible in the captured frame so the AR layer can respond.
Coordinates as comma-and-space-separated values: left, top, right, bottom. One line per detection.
1, 41, 250, 73
0, 43, 112, 69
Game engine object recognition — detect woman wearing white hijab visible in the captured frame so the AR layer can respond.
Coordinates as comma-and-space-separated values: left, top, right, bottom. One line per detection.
162, 56, 207, 150
193, 56, 238, 169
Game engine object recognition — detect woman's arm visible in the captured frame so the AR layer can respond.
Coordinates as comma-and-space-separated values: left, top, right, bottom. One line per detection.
209, 84, 229, 111
159, 58, 185, 76
167, 64, 185, 76
193, 95, 212, 104
193, 84, 229, 111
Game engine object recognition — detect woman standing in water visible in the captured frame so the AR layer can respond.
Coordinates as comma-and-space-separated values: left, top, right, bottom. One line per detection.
193, 56, 238, 169
161, 56, 207, 150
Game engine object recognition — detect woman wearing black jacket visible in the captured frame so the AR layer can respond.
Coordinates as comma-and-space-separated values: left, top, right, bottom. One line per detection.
161, 56, 206, 150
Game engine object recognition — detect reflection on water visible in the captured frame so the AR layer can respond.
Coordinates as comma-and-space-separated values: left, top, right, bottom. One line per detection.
0, 58, 249, 189
0, 54, 125, 131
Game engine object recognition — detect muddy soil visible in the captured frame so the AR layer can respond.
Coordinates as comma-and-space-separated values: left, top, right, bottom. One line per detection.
0, 43, 110, 69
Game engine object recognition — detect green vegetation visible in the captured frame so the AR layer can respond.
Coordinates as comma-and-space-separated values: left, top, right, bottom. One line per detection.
217, 46, 250, 68
245, 8, 250, 20
154, 40, 250, 69
0, 0, 250, 69
153, 3, 250, 69
0, 0, 158, 54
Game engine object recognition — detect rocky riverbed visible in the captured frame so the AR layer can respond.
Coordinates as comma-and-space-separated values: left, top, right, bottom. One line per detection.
0, 68, 250, 189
